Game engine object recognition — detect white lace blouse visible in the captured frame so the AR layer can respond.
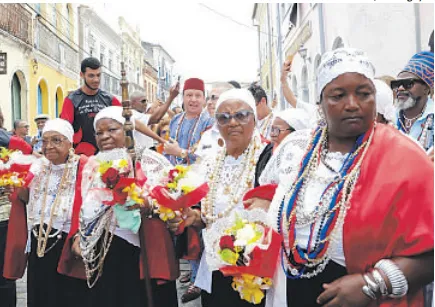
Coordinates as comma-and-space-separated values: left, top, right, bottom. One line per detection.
27, 157, 79, 235
195, 140, 264, 293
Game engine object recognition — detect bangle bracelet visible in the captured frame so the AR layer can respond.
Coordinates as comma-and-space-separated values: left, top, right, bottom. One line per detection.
372, 269, 389, 297
375, 259, 408, 298
363, 274, 379, 299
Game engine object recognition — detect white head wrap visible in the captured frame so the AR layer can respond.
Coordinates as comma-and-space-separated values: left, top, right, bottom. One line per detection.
317, 48, 375, 102
373, 79, 395, 122
94, 106, 135, 130
274, 108, 311, 131
42, 118, 74, 142
215, 88, 257, 120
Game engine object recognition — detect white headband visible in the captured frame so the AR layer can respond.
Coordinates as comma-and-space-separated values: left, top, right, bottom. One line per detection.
374, 79, 396, 122
94, 106, 137, 130
215, 88, 257, 119
317, 48, 375, 102
42, 119, 74, 142
275, 108, 310, 131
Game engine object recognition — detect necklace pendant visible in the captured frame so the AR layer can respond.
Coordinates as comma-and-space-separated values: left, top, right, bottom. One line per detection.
223, 186, 231, 195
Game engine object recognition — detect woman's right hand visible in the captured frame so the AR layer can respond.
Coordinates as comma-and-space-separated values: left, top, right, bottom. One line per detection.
166, 208, 199, 233
243, 197, 272, 212
281, 60, 292, 82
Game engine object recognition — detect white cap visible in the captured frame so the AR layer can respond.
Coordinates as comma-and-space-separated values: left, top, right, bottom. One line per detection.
374, 79, 396, 123
215, 88, 257, 120
42, 119, 74, 142
94, 106, 137, 130
275, 108, 310, 131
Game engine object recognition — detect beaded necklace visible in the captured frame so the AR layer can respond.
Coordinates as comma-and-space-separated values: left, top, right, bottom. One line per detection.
27, 154, 79, 257
173, 112, 202, 165
202, 136, 260, 224
277, 125, 375, 279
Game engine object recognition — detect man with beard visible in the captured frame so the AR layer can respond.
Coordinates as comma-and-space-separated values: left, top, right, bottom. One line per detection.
60, 57, 121, 156
393, 51, 434, 152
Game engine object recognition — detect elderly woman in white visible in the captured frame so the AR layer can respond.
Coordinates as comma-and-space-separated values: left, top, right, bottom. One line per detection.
167, 89, 267, 307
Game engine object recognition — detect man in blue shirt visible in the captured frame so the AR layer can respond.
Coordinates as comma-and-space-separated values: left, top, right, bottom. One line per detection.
393, 51, 434, 152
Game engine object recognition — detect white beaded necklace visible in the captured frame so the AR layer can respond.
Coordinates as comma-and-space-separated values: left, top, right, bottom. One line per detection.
202, 137, 260, 224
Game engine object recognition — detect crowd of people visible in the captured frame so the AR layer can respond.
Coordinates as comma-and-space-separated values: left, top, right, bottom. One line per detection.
0, 44, 433, 307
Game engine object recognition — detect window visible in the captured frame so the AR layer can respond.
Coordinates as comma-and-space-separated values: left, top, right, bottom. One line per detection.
289, 4, 298, 27
51, 4, 57, 28
100, 45, 105, 66
11, 74, 21, 122
37, 85, 43, 114
65, 5, 71, 39
108, 50, 113, 71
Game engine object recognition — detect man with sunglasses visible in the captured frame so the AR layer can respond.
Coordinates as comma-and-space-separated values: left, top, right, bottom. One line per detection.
393, 51, 434, 152
248, 83, 274, 140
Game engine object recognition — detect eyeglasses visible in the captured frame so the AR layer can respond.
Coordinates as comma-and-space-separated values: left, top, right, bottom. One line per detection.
140, 99, 147, 104
270, 127, 294, 136
210, 95, 219, 101
390, 78, 425, 91
215, 110, 254, 126
42, 136, 68, 147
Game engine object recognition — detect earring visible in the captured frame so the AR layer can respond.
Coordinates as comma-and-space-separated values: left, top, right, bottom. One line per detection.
69, 147, 75, 159
317, 108, 327, 127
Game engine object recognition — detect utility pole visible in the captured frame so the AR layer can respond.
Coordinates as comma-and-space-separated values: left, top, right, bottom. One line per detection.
276, 4, 284, 110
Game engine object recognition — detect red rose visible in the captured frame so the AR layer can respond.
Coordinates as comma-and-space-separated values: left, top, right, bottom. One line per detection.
219, 235, 235, 251
168, 169, 178, 181
102, 167, 120, 188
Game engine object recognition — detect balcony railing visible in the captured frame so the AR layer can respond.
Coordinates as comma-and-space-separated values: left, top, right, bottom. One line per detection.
0, 4, 32, 45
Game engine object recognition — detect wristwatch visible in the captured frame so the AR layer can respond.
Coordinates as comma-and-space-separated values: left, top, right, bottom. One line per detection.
180, 149, 188, 159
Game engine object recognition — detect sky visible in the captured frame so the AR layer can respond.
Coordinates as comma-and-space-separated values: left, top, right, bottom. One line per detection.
91, 2, 259, 84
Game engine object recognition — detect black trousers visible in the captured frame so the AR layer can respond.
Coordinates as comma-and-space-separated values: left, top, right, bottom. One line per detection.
0, 221, 16, 307
90, 235, 178, 307
201, 271, 266, 307
27, 228, 92, 307
286, 261, 347, 307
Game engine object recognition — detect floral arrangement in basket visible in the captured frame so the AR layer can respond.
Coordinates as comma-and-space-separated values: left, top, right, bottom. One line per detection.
204, 210, 282, 304
0, 147, 35, 188
149, 165, 208, 234
92, 157, 148, 233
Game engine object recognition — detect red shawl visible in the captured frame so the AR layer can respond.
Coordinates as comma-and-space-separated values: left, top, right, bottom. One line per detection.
245, 125, 433, 307
3, 155, 88, 280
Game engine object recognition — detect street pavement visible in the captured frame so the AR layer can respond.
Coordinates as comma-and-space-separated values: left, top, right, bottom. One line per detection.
16, 260, 201, 307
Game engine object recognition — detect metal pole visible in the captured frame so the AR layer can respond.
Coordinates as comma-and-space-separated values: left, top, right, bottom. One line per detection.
266, 3, 274, 105
276, 3, 284, 110
414, 3, 422, 52
318, 3, 326, 54
120, 62, 154, 307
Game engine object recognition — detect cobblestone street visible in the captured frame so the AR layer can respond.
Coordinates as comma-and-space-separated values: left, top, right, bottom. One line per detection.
16, 260, 201, 307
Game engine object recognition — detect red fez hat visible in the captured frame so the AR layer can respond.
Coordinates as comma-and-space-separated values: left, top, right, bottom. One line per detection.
183, 78, 205, 92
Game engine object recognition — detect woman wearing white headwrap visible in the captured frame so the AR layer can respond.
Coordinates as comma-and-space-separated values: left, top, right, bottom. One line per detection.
166, 89, 267, 306
71, 106, 179, 307
248, 48, 433, 306
255, 108, 310, 187
3, 118, 91, 307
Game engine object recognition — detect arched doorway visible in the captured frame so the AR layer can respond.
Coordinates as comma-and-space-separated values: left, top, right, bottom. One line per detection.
55, 86, 64, 117
11, 73, 21, 121
301, 65, 309, 103
37, 79, 49, 114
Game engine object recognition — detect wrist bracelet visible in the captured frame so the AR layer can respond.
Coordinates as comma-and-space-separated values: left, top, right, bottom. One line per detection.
375, 259, 408, 298
372, 269, 388, 297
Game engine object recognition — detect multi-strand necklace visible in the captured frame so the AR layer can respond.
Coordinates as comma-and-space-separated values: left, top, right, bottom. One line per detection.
277, 125, 375, 279
27, 154, 78, 257
173, 112, 202, 165
201, 137, 260, 224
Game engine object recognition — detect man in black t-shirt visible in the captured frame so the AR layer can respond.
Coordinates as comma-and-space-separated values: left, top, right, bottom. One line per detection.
61, 57, 121, 156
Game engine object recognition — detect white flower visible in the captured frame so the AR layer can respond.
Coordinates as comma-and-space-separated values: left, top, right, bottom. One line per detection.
234, 224, 257, 247
177, 172, 202, 189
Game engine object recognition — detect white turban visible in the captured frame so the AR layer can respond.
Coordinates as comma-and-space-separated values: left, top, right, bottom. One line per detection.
317, 48, 375, 102
374, 79, 396, 123
42, 119, 74, 142
215, 88, 257, 120
275, 108, 310, 131
94, 106, 137, 130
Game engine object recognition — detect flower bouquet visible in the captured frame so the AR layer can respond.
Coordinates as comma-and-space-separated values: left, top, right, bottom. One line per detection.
0, 147, 36, 188
91, 157, 148, 233
204, 209, 282, 304
149, 165, 209, 234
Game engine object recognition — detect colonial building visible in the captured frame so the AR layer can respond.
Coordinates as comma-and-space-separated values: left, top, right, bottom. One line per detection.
119, 16, 144, 94
0, 4, 33, 130
253, 3, 434, 110
141, 41, 158, 103
78, 5, 122, 99
29, 3, 79, 131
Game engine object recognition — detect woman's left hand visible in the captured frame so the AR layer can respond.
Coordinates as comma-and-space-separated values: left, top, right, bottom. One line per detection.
316, 274, 373, 307
243, 197, 271, 211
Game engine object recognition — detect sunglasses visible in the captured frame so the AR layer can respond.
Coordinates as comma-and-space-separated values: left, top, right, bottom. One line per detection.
270, 127, 294, 136
390, 78, 425, 91
42, 136, 68, 147
215, 110, 254, 126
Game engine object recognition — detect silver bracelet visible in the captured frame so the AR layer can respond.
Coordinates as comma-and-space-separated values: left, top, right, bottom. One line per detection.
375, 259, 408, 298
363, 274, 379, 300
372, 269, 388, 297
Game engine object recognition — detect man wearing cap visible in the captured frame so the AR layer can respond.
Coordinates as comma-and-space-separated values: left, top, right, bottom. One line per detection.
393, 51, 434, 152
60, 57, 121, 156
32, 114, 50, 154
164, 77, 214, 165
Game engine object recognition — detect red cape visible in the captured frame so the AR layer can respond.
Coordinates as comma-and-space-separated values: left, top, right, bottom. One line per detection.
3, 155, 88, 280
